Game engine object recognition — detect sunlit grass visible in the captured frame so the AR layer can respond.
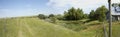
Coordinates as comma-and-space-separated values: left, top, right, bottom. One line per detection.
0, 17, 120, 37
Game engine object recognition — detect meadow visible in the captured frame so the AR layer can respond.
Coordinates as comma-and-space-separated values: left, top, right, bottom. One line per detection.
0, 17, 120, 37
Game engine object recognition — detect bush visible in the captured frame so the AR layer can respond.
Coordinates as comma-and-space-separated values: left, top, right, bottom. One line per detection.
38, 14, 47, 19
50, 17, 56, 23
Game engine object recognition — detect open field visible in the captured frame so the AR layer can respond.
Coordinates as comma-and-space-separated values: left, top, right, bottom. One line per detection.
0, 18, 80, 37
0, 17, 120, 37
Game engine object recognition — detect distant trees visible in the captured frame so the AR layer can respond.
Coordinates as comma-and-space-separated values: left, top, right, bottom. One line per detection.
38, 6, 108, 22
48, 14, 54, 18
64, 7, 85, 20
38, 14, 46, 19
96, 6, 108, 22
55, 14, 63, 20
83, 14, 88, 19
89, 6, 108, 22
49, 14, 56, 23
89, 10, 96, 20
119, 4, 120, 7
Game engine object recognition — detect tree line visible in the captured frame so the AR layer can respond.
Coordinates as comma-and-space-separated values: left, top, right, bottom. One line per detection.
64, 7, 87, 20
38, 5, 120, 22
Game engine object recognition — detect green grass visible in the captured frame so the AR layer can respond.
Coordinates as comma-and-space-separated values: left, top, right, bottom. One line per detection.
108, 21, 120, 37
0, 18, 80, 37
0, 19, 5, 37
0, 17, 120, 37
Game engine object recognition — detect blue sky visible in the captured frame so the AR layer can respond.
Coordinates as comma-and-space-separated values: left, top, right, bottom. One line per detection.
0, 0, 119, 18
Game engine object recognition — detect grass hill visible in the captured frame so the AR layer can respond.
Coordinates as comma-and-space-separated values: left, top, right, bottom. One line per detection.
0, 17, 80, 37
0, 17, 120, 37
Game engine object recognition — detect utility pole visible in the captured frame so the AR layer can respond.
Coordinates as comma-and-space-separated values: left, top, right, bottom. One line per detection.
108, 0, 112, 37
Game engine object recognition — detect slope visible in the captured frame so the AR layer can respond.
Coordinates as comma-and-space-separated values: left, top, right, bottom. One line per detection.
0, 17, 120, 37
0, 18, 80, 37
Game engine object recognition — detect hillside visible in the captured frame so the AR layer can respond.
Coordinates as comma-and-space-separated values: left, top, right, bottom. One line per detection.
0, 18, 80, 37
0, 17, 120, 37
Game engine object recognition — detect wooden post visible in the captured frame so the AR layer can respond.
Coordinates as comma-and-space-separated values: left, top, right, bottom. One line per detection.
108, 0, 112, 37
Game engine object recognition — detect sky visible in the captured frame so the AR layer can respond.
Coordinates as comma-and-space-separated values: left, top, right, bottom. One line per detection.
0, 0, 120, 18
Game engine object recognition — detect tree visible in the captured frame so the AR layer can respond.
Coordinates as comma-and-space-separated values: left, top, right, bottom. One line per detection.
48, 14, 54, 18
95, 6, 108, 22
64, 11, 69, 20
119, 4, 120, 7
76, 8, 84, 19
55, 14, 63, 20
50, 17, 56, 23
89, 10, 96, 20
48, 14, 56, 23
89, 6, 108, 37
64, 7, 84, 20
82, 14, 88, 19
89, 6, 108, 21
67, 7, 76, 20
38, 14, 46, 19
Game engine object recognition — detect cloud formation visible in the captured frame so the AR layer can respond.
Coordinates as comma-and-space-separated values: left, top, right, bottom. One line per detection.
47, 0, 119, 7
47, 0, 120, 13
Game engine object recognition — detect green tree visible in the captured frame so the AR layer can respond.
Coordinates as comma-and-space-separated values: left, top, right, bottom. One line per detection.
55, 14, 63, 20
76, 8, 84, 19
119, 4, 120, 7
49, 14, 54, 18
64, 7, 84, 20
89, 10, 95, 20
50, 17, 56, 23
83, 14, 88, 19
89, 6, 108, 21
49, 14, 56, 23
38, 14, 46, 19
68, 7, 76, 20
95, 6, 108, 22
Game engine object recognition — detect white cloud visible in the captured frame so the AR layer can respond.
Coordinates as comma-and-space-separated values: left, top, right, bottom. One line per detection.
47, 0, 120, 13
47, 0, 107, 7
47, 0, 120, 7
112, 0, 120, 3
0, 8, 38, 18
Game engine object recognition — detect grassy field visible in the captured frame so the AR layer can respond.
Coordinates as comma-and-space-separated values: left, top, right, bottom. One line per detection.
0, 18, 80, 37
0, 17, 120, 37
109, 21, 120, 37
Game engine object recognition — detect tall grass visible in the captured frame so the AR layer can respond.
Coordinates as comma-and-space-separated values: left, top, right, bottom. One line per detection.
0, 18, 80, 37
0, 17, 120, 37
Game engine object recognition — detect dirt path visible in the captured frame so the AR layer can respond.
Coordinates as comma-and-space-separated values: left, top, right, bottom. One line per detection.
18, 19, 24, 37
24, 23, 35, 36
17, 19, 35, 37
18, 30, 24, 37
